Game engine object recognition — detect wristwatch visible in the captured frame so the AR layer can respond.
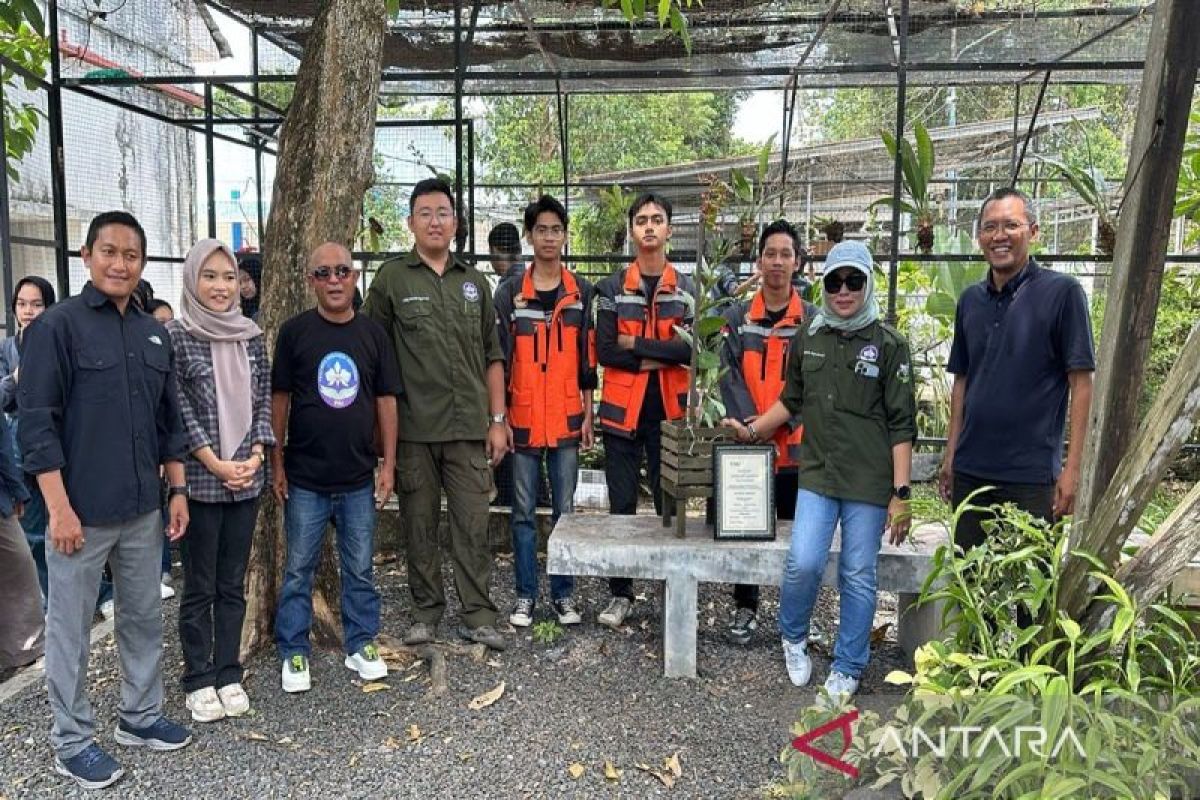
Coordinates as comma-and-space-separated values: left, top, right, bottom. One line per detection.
489, 412, 507, 425
892, 485, 912, 501
167, 484, 190, 500
744, 421, 760, 442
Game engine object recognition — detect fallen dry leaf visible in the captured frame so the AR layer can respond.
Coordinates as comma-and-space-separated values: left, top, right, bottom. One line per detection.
406, 724, 422, 742
383, 736, 403, 750
604, 760, 623, 782
468, 681, 505, 710
870, 622, 893, 645
348, 754, 359, 768
277, 736, 294, 746
636, 763, 675, 789
567, 762, 586, 779
458, 752, 472, 762
244, 731, 269, 742
665, 752, 682, 778
361, 682, 390, 693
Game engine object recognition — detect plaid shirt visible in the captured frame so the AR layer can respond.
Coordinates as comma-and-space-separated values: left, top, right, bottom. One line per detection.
166, 321, 275, 504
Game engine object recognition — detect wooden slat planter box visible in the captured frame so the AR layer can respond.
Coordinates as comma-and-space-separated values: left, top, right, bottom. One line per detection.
659, 420, 732, 537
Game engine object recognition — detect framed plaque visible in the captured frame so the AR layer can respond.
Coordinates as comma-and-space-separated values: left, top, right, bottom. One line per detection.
713, 444, 775, 540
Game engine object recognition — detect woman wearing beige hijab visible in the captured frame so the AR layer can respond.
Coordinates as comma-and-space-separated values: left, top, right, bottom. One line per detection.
166, 239, 274, 723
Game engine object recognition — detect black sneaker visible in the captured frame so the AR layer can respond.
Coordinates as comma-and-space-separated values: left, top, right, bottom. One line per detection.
113, 716, 192, 751
54, 743, 124, 789
727, 607, 758, 645
552, 597, 582, 625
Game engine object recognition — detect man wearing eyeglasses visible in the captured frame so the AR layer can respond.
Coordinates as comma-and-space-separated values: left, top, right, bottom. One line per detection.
363, 178, 510, 652
270, 242, 401, 693
940, 187, 1095, 553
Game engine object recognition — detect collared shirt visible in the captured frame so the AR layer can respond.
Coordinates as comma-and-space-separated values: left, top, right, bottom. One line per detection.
18, 282, 187, 527
363, 249, 504, 443
947, 258, 1095, 484
166, 322, 275, 504
779, 320, 916, 507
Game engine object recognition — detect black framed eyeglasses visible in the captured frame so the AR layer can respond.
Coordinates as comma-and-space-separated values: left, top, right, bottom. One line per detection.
310, 264, 355, 281
823, 271, 867, 293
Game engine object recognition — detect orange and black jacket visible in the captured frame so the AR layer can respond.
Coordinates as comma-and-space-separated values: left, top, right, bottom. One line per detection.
718, 289, 814, 470
494, 266, 597, 450
594, 261, 695, 438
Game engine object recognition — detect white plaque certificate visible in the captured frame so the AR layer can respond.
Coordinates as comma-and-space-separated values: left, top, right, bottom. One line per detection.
713, 444, 776, 540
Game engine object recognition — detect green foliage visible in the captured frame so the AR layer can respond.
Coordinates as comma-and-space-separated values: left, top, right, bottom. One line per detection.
1175, 100, 1200, 247
0, 1, 49, 182
871, 122, 939, 252
570, 184, 634, 271
604, 0, 698, 53
777, 499, 1200, 798
479, 92, 747, 191
1091, 267, 1200, 423
531, 620, 564, 645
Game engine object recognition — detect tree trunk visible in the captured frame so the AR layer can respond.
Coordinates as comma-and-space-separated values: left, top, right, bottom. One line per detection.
241, 0, 387, 655
1111, 482, 1200, 615
1067, 322, 1200, 630
1057, 0, 1200, 625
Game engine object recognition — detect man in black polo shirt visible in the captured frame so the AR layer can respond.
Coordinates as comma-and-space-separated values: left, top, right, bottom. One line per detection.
940, 187, 1095, 548
20, 211, 193, 789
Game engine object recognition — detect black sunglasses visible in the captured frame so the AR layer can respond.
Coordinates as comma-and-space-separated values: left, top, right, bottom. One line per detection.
310, 264, 355, 281
823, 271, 867, 293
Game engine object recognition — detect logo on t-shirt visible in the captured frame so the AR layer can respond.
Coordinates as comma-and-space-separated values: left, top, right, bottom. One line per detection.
317, 351, 360, 409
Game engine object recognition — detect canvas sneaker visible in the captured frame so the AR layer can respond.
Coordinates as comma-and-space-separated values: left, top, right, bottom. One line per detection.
217, 683, 251, 716
185, 686, 225, 723
345, 643, 388, 681
281, 654, 311, 693
597, 596, 632, 629
727, 607, 758, 645
782, 638, 812, 687
552, 597, 582, 626
54, 743, 124, 790
509, 598, 535, 627
113, 716, 192, 751
823, 671, 860, 703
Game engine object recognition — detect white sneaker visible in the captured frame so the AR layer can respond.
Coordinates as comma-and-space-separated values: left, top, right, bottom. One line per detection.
281, 654, 311, 693
99, 600, 115, 621
217, 683, 250, 716
509, 598, 534, 628
344, 643, 387, 681
782, 638, 812, 687
159, 582, 175, 600
823, 671, 860, 703
597, 596, 632, 629
185, 687, 225, 723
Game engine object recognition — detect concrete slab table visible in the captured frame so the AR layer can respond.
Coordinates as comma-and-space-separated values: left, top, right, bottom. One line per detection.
547, 513, 949, 679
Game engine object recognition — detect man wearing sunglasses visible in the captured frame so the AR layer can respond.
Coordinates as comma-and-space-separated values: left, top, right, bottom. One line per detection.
941, 187, 1094, 551
270, 242, 401, 693
364, 178, 510, 653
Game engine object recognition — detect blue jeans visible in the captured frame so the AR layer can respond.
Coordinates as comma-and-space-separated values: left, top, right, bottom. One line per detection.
512, 446, 577, 602
779, 488, 888, 679
275, 481, 380, 658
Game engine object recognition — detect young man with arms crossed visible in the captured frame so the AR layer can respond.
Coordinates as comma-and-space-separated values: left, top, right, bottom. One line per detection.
593, 193, 695, 628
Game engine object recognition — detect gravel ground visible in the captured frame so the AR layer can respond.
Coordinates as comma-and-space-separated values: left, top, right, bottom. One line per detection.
0, 550, 906, 799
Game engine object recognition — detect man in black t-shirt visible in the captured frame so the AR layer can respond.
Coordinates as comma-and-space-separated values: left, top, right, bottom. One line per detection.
270, 242, 401, 694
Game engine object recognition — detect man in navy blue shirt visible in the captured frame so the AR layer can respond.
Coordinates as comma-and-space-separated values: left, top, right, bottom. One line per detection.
939, 187, 1095, 549
19, 211, 193, 789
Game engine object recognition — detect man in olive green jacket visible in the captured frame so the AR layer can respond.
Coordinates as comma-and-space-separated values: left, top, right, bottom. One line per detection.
364, 178, 510, 652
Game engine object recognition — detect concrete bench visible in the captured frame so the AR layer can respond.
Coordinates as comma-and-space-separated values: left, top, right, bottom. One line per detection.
547, 513, 949, 679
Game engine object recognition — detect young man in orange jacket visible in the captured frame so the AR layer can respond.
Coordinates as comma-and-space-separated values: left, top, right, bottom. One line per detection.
493, 195, 596, 628
593, 193, 695, 629
718, 219, 815, 644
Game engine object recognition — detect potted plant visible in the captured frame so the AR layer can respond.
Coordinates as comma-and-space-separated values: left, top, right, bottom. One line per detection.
871, 121, 939, 254
1038, 151, 1120, 256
